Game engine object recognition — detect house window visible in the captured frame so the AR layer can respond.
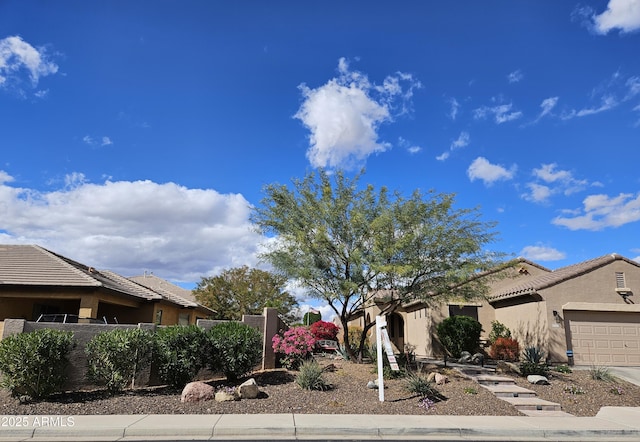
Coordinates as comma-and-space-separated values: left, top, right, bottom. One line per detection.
616, 272, 626, 288
155, 309, 163, 325
178, 312, 190, 325
448, 305, 479, 321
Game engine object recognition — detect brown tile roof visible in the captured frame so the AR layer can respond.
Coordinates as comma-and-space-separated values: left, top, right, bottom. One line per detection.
0, 244, 162, 301
487, 253, 640, 302
0, 244, 101, 286
129, 274, 203, 309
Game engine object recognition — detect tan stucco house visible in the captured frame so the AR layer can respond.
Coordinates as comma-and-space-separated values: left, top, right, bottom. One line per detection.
0, 244, 214, 335
350, 253, 640, 366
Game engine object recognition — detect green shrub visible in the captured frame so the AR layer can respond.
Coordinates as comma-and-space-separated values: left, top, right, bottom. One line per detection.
0, 329, 74, 399
489, 337, 520, 361
554, 364, 572, 374
153, 325, 207, 389
488, 320, 511, 344
207, 322, 262, 381
86, 328, 154, 393
295, 360, 331, 390
436, 315, 482, 359
519, 346, 548, 376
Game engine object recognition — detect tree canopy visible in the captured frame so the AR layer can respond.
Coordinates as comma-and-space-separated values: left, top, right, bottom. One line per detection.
193, 266, 299, 323
252, 169, 504, 360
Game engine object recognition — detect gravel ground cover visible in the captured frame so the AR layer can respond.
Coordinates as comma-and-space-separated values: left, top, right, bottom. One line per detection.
2, 356, 639, 417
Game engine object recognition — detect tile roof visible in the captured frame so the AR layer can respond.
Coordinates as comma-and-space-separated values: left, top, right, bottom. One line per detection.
487, 253, 640, 302
0, 244, 101, 286
129, 274, 203, 309
0, 244, 158, 302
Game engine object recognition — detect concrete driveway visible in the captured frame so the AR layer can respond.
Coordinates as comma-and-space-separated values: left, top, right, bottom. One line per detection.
608, 367, 640, 386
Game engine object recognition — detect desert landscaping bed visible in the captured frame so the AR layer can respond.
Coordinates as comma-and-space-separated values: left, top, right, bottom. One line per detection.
1, 356, 639, 417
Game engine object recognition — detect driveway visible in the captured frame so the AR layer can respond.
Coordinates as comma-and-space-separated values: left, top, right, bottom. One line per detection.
608, 367, 640, 386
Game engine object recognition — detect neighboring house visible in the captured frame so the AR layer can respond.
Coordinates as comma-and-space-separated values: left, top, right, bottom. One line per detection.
349, 253, 640, 366
0, 244, 214, 335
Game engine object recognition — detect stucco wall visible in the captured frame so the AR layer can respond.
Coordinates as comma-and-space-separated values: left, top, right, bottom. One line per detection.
494, 301, 549, 356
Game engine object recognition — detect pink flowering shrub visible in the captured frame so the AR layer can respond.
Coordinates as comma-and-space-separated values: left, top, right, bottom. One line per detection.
272, 326, 316, 370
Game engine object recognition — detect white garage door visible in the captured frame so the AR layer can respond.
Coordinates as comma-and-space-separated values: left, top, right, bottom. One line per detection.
568, 311, 640, 366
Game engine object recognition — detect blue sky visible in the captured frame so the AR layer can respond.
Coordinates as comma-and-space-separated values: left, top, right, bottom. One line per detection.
1, 1, 639, 315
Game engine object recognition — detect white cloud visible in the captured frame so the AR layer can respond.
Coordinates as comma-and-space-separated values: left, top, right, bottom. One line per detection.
448, 97, 460, 120
520, 245, 566, 261
523, 183, 552, 203
473, 102, 522, 124
561, 71, 640, 120
467, 157, 516, 186
507, 69, 524, 84
0, 36, 58, 91
451, 131, 470, 150
295, 57, 422, 169
398, 137, 422, 154
592, 0, 640, 34
522, 163, 589, 203
553, 192, 640, 230
436, 131, 469, 161
83, 135, 113, 147
0, 171, 265, 282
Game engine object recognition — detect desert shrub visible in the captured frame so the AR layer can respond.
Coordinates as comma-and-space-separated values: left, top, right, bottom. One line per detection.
554, 364, 572, 374
295, 359, 331, 391
436, 315, 482, 359
488, 320, 511, 344
272, 326, 316, 370
207, 322, 263, 382
309, 320, 339, 341
153, 325, 207, 389
489, 337, 520, 361
519, 346, 548, 376
404, 371, 446, 405
0, 329, 74, 399
86, 328, 154, 393
345, 325, 371, 353
589, 364, 614, 381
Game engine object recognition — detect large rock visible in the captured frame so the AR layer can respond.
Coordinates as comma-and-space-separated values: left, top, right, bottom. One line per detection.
434, 373, 449, 385
181, 381, 215, 403
496, 360, 521, 375
458, 351, 472, 364
237, 378, 260, 399
215, 389, 240, 402
527, 375, 550, 385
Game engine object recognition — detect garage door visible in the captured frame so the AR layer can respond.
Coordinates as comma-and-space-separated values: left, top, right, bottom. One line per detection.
568, 311, 640, 366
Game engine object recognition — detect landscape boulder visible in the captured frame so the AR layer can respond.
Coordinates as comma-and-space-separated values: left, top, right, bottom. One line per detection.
237, 378, 260, 399
496, 360, 521, 375
215, 389, 240, 402
181, 382, 215, 403
527, 375, 550, 385
434, 373, 449, 385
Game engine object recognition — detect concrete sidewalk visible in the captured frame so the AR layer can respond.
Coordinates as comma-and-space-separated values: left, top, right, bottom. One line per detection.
2, 408, 640, 441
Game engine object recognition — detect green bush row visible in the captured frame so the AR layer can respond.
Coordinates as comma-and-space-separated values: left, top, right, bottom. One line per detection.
0, 322, 263, 399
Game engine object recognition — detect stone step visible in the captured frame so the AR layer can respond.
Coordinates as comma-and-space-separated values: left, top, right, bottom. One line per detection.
473, 375, 516, 385
518, 409, 574, 417
481, 384, 537, 397
499, 396, 562, 411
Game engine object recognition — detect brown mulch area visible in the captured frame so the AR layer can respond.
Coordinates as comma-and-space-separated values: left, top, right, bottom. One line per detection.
1, 356, 639, 417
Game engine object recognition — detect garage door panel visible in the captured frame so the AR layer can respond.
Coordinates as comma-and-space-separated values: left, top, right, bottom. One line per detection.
569, 312, 640, 367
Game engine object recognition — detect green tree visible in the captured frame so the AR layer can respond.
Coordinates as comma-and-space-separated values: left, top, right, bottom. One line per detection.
193, 266, 299, 323
252, 169, 503, 361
